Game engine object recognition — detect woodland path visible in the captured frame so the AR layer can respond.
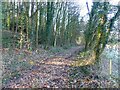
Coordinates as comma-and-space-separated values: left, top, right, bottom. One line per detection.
4, 46, 84, 88
2, 45, 119, 88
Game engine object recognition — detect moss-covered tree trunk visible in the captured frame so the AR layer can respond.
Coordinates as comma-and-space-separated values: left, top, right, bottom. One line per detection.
46, 2, 54, 46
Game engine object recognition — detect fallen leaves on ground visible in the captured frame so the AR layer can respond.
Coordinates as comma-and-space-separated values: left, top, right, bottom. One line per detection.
2, 46, 119, 88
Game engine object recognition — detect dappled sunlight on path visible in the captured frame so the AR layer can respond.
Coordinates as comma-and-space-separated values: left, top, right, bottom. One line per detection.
43, 57, 74, 66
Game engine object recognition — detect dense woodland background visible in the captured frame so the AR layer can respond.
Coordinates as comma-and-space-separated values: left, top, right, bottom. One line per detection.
0, 0, 120, 88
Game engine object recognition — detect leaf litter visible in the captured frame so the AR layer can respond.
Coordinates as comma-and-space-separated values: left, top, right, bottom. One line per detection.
2, 46, 119, 88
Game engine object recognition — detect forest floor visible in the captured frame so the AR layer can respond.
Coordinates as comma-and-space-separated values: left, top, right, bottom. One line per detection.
2, 45, 119, 88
